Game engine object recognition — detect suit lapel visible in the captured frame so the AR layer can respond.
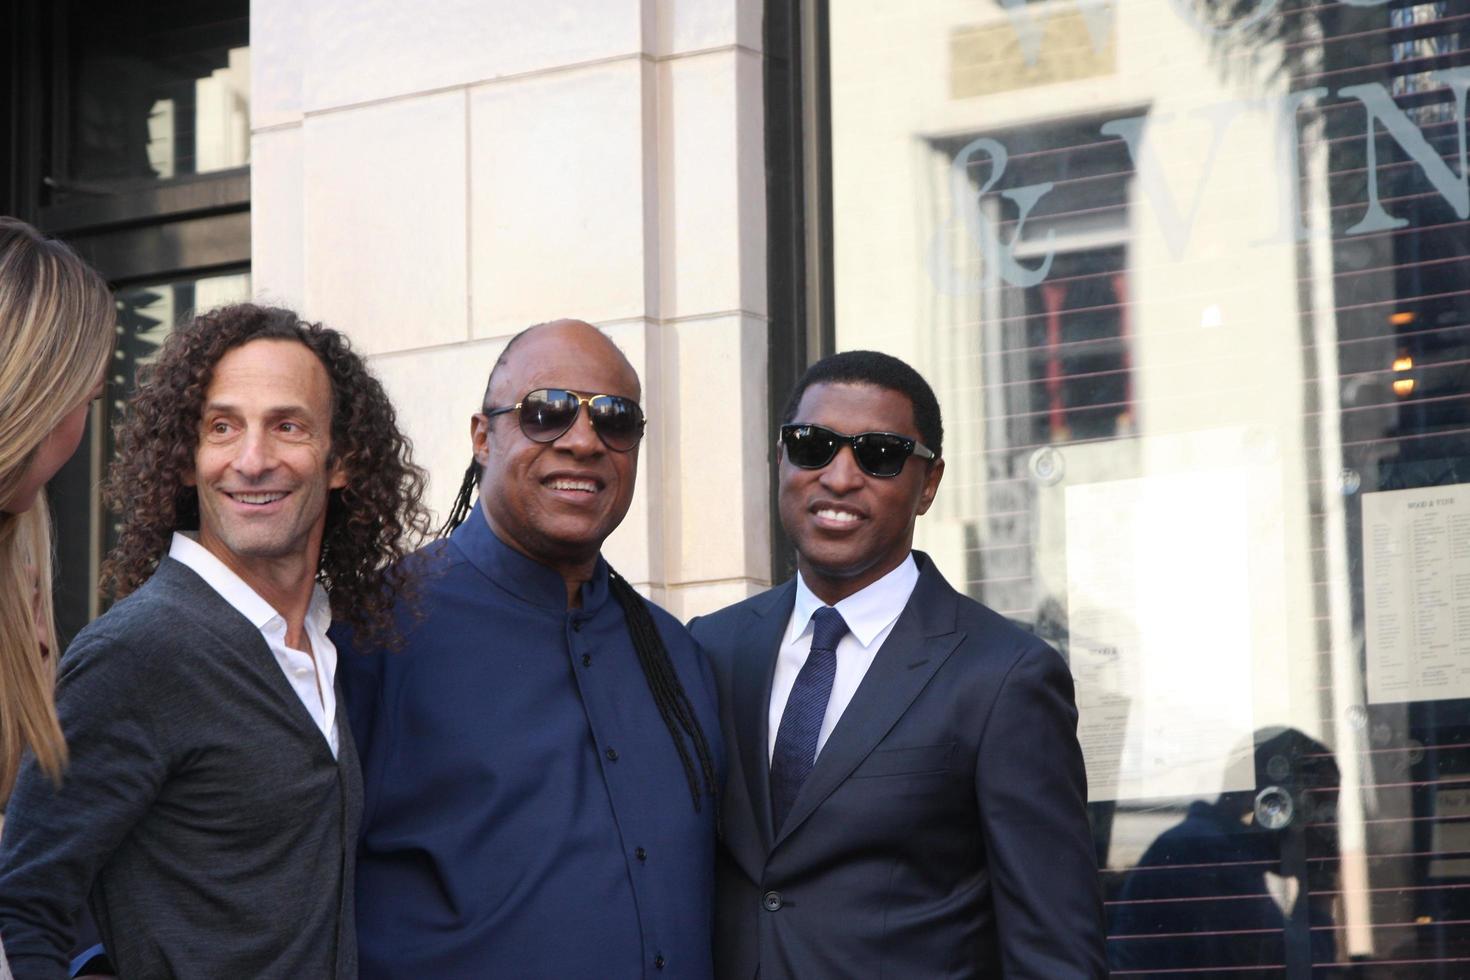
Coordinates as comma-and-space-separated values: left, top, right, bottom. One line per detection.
773, 558, 964, 848
732, 580, 795, 853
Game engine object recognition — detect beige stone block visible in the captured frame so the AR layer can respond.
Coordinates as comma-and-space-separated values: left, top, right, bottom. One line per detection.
657, 49, 766, 320
250, 126, 305, 311
469, 60, 654, 336
251, 0, 305, 128
367, 338, 505, 529
662, 314, 771, 588
302, 0, 645, 113
654, 0, 762, 56
599, 319, 659, 588
303, 91, 468, 356
667, 579, 769, 622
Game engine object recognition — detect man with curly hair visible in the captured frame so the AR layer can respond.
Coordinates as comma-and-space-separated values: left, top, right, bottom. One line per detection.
0, 304, 428, 980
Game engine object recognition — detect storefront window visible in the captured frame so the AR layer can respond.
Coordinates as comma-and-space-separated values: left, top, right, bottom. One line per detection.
828, 0, 1469, 972
20, 0, 253, 642
59, 0, 250, 193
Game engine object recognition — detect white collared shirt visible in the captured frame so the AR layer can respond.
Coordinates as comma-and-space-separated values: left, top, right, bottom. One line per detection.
169, 533, 339, 757
768, 554, 920, 762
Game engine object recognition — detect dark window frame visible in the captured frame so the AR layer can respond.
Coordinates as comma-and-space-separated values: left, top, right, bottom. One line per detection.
764, 0, 834, 582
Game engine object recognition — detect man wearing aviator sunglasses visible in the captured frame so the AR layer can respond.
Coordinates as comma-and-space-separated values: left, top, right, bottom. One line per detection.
337, 320, 722, 980
690, 350, 1105, 979
482, 387, 646, 452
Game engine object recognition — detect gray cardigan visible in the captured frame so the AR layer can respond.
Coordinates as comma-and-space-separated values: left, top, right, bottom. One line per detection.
0, 558, 361, 980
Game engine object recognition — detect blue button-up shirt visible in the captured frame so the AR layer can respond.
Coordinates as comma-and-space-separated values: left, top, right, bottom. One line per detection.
337, 507, 723, 979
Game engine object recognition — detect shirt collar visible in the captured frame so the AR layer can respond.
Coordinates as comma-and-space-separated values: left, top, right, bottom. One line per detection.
451, 501, 611, 613
168, 532, 331, 633
791, 553, 919, 648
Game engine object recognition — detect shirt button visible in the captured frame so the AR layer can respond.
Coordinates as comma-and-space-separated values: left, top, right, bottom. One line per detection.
572, 619, 584, 632
582, 653, 592, 667
606, 747, 619, 761
635, 847, 647, 861
654, 954, 665, 970
763, 890, 783, 911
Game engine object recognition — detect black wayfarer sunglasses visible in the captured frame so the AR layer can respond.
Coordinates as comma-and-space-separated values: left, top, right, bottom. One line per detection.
484, 388, 646, 452
779, 423, 936, 478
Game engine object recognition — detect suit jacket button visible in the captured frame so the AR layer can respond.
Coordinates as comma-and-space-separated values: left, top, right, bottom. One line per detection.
762, 890, 782, 911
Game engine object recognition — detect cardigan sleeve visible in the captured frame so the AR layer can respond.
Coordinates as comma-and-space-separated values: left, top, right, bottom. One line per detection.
0, 628, 170, 980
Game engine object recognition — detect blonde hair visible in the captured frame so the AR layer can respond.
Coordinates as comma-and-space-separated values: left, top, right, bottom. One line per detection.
0, 217, 115, 802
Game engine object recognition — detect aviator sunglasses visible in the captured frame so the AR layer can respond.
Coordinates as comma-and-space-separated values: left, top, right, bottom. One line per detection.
780, 423, 936, 478
484, 388, 646, 452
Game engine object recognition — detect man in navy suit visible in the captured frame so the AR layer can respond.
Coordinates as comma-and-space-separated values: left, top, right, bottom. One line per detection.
690, 350, 1106, 979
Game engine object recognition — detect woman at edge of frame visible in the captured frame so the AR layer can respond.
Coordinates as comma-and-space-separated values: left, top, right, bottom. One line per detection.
0, 217, 116, 831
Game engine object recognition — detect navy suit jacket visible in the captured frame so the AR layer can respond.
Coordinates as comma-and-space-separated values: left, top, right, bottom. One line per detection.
690, 554, 1106, 979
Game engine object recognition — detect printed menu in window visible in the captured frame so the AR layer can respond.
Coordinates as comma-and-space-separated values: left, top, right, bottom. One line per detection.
1364, 484, 1470, 705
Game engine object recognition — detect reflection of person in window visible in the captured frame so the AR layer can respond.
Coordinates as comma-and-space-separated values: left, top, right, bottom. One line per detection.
1109, 727, 1341, 976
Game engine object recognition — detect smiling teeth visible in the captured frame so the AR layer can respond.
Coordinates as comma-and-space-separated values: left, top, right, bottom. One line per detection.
817, 508, 859, 523
547, 478, 596, 492
233, 492, 287, 505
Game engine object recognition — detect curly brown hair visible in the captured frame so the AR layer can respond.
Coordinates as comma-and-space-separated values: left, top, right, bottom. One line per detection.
102, 303, 430, 647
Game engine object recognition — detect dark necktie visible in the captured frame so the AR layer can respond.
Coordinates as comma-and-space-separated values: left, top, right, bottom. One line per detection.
770, 606, 849, 833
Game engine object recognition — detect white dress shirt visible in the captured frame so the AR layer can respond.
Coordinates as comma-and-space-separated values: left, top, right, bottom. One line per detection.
768, 554, 920, 762
169, 533, 339, 757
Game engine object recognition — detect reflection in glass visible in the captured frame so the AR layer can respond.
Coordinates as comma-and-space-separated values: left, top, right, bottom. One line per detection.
1111, 729, 1341, 975
62, 1, 249, 191
829, 0, 1470, 972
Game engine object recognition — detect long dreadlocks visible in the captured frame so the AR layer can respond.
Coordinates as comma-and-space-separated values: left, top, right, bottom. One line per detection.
442, 462, 718, 813
439, 459, 482, 538
606, 568, 719, 813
